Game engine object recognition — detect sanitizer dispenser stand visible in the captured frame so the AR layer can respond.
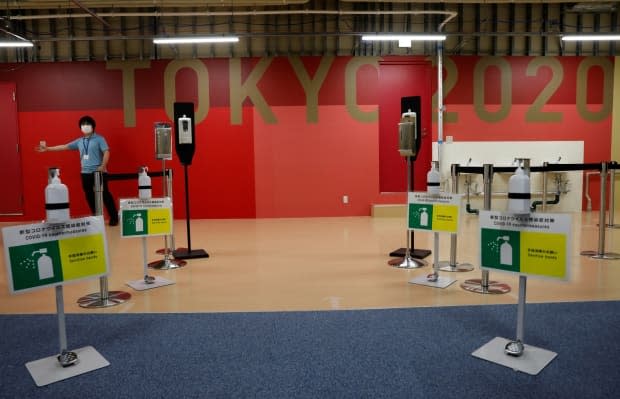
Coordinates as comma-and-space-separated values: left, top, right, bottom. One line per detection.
172, 102, 209, 260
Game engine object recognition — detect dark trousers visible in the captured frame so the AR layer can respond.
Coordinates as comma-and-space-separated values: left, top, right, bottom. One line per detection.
81, 172, 118, 221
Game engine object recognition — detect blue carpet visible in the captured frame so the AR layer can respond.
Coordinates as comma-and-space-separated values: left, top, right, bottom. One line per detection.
1, 301, 619, 398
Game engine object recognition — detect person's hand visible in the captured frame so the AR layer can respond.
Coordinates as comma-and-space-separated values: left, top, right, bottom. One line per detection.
97, 165, 106, 172
35, 141, 46, 152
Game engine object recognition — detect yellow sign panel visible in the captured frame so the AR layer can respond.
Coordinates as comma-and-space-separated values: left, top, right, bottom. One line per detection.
148, 208, 172, 235
431, 204, 459, 233
59, 234, 108, 280
520, 232, 567, 279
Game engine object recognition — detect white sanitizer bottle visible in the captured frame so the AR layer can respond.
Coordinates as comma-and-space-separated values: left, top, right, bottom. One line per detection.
138, 166, 152, 199
427, 161, 440, 195
45, 169, 70, 223
508, 166, 531, 214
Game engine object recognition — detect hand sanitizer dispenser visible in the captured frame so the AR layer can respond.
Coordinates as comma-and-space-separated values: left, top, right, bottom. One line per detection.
508, 165, 531, 214
398, 111, 417, 157
45, 168, 70, 223
138, 166, 152, 199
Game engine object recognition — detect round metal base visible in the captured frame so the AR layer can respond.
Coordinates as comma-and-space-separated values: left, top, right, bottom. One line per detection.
57, 350, 79, 367
388, 256, 427, 269
437, 261, 475, 272
148, 258, 187, 270
460, 278, 511, 294
77, 290, 132, 308
580, 250, 620, 259
156, 247, 187, 255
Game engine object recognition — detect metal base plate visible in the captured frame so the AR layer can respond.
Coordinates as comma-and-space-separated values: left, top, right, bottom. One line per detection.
173, 248, 210, 259
437, 261, 475, 272
126, 276, 175, 291
388, 256, 427, 269
77, 290, 131, 308
580, 250, 620, 259
460, 278, 511, 294
389, 247, 431, 259
26, 346, 110, 387
472, 337, 557, 375
148, 258, 187, 269
408, 275, 456, 289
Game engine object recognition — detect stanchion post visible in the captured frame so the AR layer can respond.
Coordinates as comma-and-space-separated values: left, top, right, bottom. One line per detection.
77, 171, 131, 308
580, 162, 620, 259
150, 168, 186, 269
461, 163, 511, 294
607, 162, 619, 228
438, 163, 474, 272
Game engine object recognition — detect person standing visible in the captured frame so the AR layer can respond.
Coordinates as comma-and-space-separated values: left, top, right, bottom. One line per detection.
36, 115, 119, 226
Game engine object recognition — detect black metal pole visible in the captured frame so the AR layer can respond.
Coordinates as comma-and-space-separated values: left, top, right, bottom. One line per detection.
184, 164, 192, 252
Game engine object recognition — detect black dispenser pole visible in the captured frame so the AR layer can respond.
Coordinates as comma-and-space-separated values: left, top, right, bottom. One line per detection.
171, 102, 209, 260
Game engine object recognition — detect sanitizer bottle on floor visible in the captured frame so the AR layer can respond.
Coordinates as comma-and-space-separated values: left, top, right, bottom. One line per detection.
138, 166, 152, 199
45, 168, 69, 223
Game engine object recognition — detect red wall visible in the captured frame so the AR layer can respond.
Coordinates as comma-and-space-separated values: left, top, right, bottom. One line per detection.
432, 56, 613, 210
0, 55, 613, 221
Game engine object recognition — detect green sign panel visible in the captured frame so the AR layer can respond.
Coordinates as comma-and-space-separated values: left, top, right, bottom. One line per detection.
407, 192, 462, 233
2, 216, 109, 294
120, 198, 172, 238
479, 211, 571, 280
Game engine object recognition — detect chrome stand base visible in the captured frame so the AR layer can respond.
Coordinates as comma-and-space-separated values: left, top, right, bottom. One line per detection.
388, 256, 427, 269
156, 247, 186, 255
460, 278, 511, 294
77, 291, 131, 308
148, 258, 187, 270
437, 260, 475, 272
580, 250, 620, 259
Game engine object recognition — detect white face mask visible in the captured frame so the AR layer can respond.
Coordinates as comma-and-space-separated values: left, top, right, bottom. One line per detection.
81, 125, 93, 134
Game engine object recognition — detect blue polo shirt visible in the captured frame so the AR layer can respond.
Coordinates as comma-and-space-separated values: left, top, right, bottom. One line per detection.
67, 133, 109, 173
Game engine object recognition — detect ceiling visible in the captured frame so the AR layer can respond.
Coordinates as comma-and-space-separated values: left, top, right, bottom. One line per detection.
1, 1, 618, 61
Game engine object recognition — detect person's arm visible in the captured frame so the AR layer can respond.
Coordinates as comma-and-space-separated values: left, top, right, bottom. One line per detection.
35, 143, 70, 152
98, 149, 110, 172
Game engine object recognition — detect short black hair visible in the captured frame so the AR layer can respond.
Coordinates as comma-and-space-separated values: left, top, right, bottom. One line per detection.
78, 115, 96, 129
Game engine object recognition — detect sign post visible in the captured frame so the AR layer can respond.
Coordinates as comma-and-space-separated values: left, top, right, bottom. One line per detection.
407, 192, 462, 289
2, 216, 111, 386
120, 197, 175, 291
472, 210, 572, 375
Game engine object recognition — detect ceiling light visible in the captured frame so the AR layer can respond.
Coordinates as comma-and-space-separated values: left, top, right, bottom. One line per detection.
362, 34, 447, 45
0, 41, 34, 48
153, 36, 239, 44
561, 34, 620, 41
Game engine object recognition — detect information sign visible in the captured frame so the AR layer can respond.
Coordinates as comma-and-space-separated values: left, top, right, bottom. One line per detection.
120, 197, 172, 237
2, 216, 109, 293
408, 192, 462, 233
479, 211, 571, 280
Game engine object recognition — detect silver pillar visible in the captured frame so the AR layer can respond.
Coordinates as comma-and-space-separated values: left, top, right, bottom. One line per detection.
461, 164, 511, 294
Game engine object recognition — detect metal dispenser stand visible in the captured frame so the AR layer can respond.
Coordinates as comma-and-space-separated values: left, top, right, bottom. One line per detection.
388, 111, 427, 269
77, 171, 131, 308
580, 162, 620, 259
172, 102, 209, 260
149, 122, 186, 269
460, 164, 510, 294
438, 164, 474, 272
